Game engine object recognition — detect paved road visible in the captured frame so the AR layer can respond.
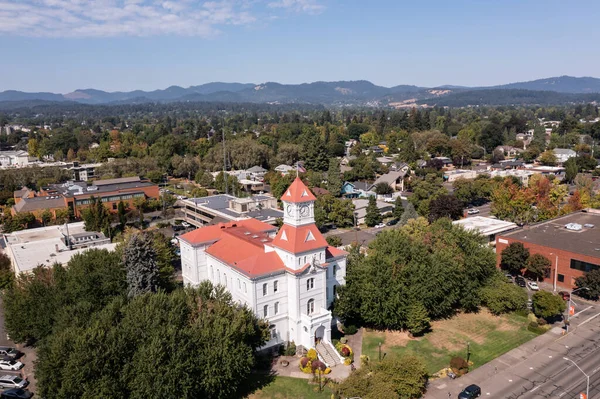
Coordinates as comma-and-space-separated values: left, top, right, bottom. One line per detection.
426, 308, 600, 399
466, 203, 492, 218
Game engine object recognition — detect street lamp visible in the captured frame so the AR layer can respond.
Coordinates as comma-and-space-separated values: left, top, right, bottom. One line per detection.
549, 252, 559, 291
378, 341, 382, 362
466, 342, 471, 368
563, 357, 589, 399
566, 287, 590, 333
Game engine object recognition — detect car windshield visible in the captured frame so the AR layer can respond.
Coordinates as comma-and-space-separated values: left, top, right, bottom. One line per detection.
13, 377, 22, 383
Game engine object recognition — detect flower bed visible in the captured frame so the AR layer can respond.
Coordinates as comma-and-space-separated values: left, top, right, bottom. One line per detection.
335, 342, 354, 365
299, 349, 332, 374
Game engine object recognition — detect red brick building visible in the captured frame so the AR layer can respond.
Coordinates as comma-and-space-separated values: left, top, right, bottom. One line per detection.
496, 210, 600, 290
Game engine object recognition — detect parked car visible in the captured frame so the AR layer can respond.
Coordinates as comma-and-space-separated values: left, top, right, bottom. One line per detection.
374, 223, 385, 229
458, 384, 481, 399
181, 222, 191, 228
386, 219, 399, 226
0, 349, 20, 361
515, 276, 526, 287
527, 281, 539, 291
172, 225, 185, 232
505, 273, 513, 283
0, 360, 23, 371
558, 291, 571, 301
0, 376, 28, 390
467, 209, 480, 215
0, 388, 33, 399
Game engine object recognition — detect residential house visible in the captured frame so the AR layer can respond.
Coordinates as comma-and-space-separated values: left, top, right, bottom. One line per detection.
275, 164, 295, 176
340, 181, 374, 199
0, 150, 30, 168
370, 171, 407, 192
179, 178, 348, 359
246, 166, 268, 181
351, 198, 394, 225
495, 146, 524, 157
443, 169, 478, 182
553, 148, 577, 165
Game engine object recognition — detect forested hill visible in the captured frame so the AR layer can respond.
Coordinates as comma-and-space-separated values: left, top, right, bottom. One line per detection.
1, 76, 600, 107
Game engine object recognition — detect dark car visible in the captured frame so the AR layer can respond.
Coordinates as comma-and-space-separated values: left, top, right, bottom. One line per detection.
1, 388, 34, 399
386, 219, 399, 226
0, 349, 21, 361
458, 384, 481, 399
515, 276, 526, 287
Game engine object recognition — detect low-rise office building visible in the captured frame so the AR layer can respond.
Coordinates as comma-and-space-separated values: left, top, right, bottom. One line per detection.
453, 216, 518, 245
3, 222, 116, 275
182, 194, 283, 226
443, 169, 478, 182
495, 210, 600, 290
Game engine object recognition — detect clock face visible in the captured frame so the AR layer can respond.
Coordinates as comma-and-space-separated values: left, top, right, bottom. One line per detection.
299, 205, 309, 217
286, 205, 293, 216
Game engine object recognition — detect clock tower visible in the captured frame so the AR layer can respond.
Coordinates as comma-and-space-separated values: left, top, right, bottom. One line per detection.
281, 177, 316, 227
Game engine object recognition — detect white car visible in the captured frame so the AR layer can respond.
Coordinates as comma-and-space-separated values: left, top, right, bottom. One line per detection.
374, 223, 386, 229
0, 360, 23, 371
467, 209, 480, 215
181, 222, 191, 228
0, 375, 28, 389
527, 281, 539, 291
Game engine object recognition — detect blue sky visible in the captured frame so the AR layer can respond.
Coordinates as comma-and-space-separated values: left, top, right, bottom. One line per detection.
0, 0, 598, 92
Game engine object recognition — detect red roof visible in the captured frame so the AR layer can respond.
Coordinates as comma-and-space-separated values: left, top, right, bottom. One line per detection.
179, 219, 275, 245
271, 223, 328, 254
326, 246, 348, 259
281, 177, 317, 203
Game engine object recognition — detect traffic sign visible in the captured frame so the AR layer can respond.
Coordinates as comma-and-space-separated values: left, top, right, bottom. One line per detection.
569, 306, 575, 316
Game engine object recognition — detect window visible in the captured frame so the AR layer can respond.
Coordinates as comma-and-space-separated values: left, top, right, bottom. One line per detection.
244, 282, 247, 293
333, 285, 337, 297
306, 278, 314, 290
304, 256, 307, 264
263, 305, 268, 318
570, 259, 600, 273
307, 299, 315, 315
210, 266, 214, 280
274, 302, 279, 315
238, 279, 241, 289
223, 274, 227, 287
274, 280, 278, 293
263, 283, 268, 296
217, 269, 220, 284
112, 203, 117, 210
270, 324, 277, 339
558, 274, 565, 283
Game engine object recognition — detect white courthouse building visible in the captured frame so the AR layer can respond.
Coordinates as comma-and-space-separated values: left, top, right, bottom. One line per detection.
180, 178, 348, 359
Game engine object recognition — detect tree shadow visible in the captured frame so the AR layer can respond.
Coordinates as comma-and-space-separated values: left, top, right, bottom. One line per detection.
236, 352, 278, 398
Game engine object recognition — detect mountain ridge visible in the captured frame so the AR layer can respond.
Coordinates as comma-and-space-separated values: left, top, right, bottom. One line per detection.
1, 76, 600, 106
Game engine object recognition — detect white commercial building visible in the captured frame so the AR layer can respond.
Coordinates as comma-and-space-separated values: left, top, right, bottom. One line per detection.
2, 222, 117, 274
453, 216, 518, 245
179, 178, 348, 363
0, 151, 30, 168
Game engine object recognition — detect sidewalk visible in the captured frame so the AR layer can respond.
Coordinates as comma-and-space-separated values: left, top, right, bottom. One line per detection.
425, 327, 564, 399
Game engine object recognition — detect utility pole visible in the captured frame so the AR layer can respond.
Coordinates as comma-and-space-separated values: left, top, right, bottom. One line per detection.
222, 119, 228, 195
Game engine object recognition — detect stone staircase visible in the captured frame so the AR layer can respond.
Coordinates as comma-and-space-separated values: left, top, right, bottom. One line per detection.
316, 340, 341, 367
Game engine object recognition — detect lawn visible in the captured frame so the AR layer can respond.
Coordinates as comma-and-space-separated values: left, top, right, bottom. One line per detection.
246, 376, 333, 399
362, 310, 540, 375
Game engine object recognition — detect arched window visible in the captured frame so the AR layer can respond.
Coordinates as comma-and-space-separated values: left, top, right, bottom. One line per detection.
274, 302, 279, 315
263, 304, 268, 318
210, 266, 214, 280
307, 299, 315, 315
217, 269, 220, 284
223, 274, 227, 287
263, 283, 267, 296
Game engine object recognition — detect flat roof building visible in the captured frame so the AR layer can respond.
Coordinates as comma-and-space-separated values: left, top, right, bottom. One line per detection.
3, 222, 116, 274
453, 216, 518, 245
182, 194, 283, 226
496, 210, 600, 290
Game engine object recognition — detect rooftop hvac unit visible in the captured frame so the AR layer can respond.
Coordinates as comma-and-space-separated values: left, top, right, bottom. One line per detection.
565, 223, 583, 231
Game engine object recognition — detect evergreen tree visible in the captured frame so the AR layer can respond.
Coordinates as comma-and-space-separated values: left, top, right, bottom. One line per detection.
123, 233, 159, 298
81, 196, 110, 235
400, 202, 418, 225
364, 196, 382, 227
303, 137, 329, 172
326, 158, 343, 196
392, 196, 404, 220
405, 302, 430, 336
117, 201, 127, 229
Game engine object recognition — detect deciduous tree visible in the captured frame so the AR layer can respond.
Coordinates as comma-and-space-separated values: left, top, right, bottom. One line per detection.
500, 242, 530, 275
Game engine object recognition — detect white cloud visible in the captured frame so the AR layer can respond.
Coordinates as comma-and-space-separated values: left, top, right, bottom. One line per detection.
267, 0, 324, 14
0, 0, 319, 37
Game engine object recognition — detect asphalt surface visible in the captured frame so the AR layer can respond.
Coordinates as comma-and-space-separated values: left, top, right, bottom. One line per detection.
426, 306, 600, 399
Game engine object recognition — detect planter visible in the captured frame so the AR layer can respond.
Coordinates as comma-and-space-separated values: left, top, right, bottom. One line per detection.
280, 360, 289, 367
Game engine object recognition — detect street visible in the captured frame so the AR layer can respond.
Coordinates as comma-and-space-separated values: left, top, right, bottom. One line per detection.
426, 307, 600, 399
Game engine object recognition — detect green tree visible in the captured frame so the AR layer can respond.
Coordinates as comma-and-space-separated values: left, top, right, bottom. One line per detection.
364, 196, 382, 227
81, 196, 111, 235
326, 235, 342, 247
117, 201, 127, 229
40, 209, 53, 226
132, 196, 147, 226
374, 182, 394, 195
405, 302, 430, 336
526, 254, 551, 282
428, 194, 463, 222
564, 157, 579, 183
36, 284, 268, 399
0, 252, 13, 289
532, 290, 566, 320
409, 173, 447, 216
481, 274, 528, 315
326, 158, 343, 196
124, 232, 159, 298
574, 269, 600, 300
539, 150, 557, 166
303, 136, 329, 172
399, 202, 418, 225
54, 208, 70, 224
500, 242, 530, 275
392, 196, 404, 220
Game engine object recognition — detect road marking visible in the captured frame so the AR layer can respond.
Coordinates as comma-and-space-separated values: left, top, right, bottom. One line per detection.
565, 345, 569, 348
508, 379, 513, 382
531, 386, 540, 392
549, 355, 553, 358
529, 367, 534, 370
578, 311, 600, 327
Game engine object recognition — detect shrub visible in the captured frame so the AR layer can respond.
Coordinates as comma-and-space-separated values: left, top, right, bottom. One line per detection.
312, 360, 326, 372
284, 341, 296, 356
344, 325, 358, 335
324, 367, 331, 374
340, 337, 348, 344
341, 346, 351, 357
344, 358, 352, 366
537, 318, 547, 326
527, 322, 547, 335
450, 356, 469, 374
307, 348, 318, 360
300, 357, 310, 368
